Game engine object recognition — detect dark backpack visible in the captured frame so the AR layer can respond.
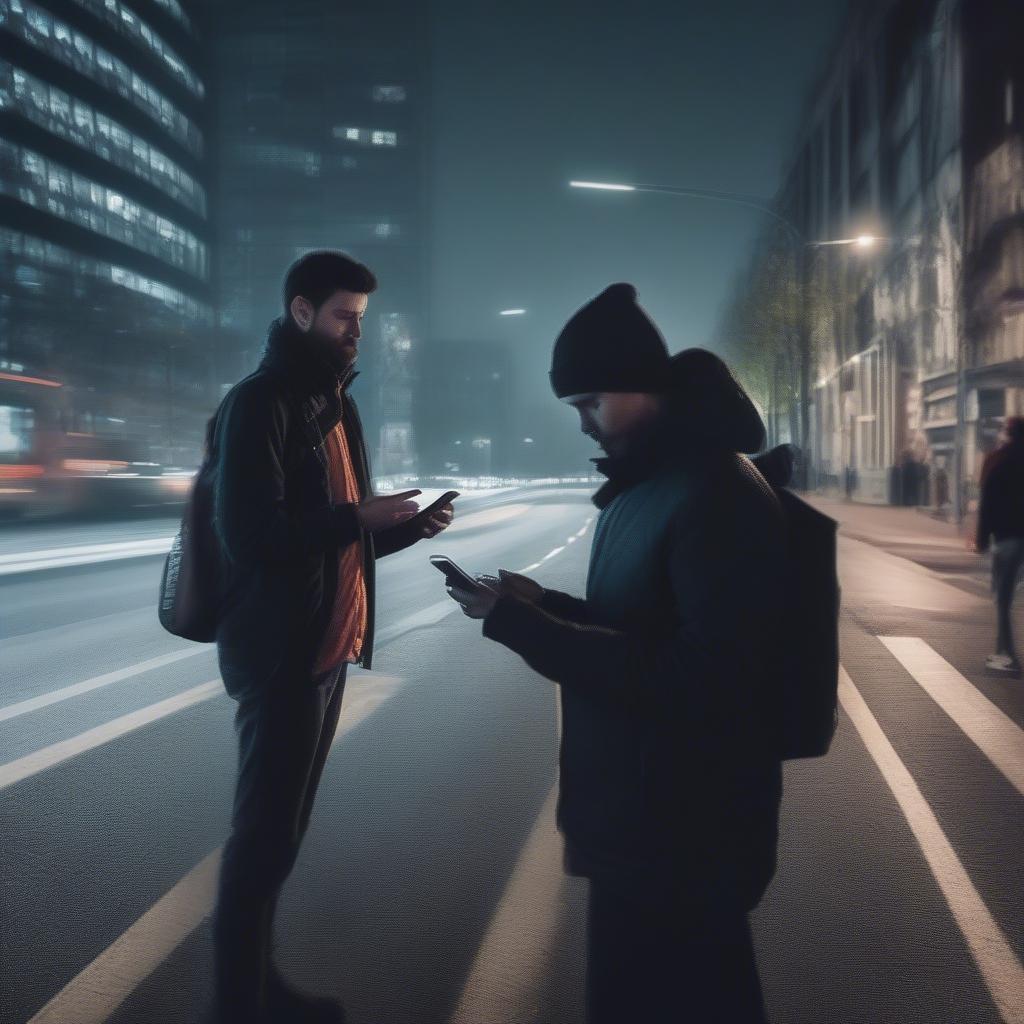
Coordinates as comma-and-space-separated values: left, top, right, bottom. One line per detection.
775, 488, 840, 759
752, 446, 840, 760
157, 412, 223, 642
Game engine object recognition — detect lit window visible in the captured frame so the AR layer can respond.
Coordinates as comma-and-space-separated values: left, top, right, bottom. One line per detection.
372, 85, 406, 103
26, 7, 50, 35
50, 89, 71, 122
346, 127, 360, 141
371, 130, 397, 146
72, 100, 92, 131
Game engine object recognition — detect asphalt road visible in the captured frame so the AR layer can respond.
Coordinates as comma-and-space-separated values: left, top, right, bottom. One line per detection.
2, 486, 1022, 1024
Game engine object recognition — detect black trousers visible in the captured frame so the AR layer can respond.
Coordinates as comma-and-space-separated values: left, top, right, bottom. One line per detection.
585, 874, 768, 1024
213, 658, 348, 1014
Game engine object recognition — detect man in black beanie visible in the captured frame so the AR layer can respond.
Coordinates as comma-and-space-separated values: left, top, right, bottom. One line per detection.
446, 283, 787, 1023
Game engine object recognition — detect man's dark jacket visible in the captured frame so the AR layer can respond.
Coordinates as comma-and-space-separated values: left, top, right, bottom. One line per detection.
211, 317, 422, 688
483, 415, 788, 908
976, 440, 1024, 550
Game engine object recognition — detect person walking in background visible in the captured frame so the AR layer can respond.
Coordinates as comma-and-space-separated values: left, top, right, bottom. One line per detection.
975, 416, 1024, 676
210, 250, 454, 1023
445, 283, 787, 1024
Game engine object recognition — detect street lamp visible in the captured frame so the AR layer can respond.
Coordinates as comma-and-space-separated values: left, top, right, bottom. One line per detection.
499, 309, 526, 316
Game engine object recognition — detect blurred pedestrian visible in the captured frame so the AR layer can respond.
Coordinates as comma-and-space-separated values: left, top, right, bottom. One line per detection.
209, 251, 453, 1023
446, 284, 787, 1023
975, 416, 1024, 676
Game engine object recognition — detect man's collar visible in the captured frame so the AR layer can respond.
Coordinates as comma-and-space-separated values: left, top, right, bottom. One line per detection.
589, 408, 721, 508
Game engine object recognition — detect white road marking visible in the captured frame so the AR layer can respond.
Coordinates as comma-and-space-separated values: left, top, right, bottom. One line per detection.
541, 546, 565, 561
445, 504, 531, 532
0, 647, 209, 723
878, 637, 1024, 798
838, 667, 1024, 1023
24, 674, 402, 1024
448, 784, 563, 1024
0, 680, 221, 791
0, 537, 174, 575
376, 599, 457, 646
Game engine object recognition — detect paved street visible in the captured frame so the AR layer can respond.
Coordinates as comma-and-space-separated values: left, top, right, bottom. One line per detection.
2, 486, 1023, 1024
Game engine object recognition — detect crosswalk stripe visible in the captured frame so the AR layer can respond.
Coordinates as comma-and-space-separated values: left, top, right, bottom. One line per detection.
0, 647, 209, 723
839, 667, 1024, 1024
448, 784, 563, 1024
0, 680, 222, 791
878, 636, 1024, 798
23, 673, 403, 1024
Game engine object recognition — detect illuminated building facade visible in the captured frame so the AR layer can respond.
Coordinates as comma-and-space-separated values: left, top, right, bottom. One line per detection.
0, 0, 215, 468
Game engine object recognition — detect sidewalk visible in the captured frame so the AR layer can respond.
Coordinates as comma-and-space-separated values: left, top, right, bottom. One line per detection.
804, 494, 969, 549
802, 493, 989, 584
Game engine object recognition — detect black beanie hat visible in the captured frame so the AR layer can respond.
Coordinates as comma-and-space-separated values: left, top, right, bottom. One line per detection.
550, 283, 670, 398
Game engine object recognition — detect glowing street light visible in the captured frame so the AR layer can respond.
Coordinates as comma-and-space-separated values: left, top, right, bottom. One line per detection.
569, 180, 637, 192
807, 234, 889, 248
499, 308, 526, 316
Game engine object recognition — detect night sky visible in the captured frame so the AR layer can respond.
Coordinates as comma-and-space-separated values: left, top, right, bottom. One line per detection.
430, 0, 850, 393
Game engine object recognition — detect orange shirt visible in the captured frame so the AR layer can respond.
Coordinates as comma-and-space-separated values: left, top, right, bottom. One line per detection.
313, 416, 368, 673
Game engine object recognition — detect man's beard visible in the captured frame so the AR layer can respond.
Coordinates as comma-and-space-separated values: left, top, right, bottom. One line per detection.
307, 329, 357, 376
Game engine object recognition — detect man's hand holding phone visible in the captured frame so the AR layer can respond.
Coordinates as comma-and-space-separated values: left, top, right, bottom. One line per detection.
413, 490, 458, 539
486, 570, 543, 603
435, 559, 542, 619
356, 489, 422, 532
356, 489, 458, 537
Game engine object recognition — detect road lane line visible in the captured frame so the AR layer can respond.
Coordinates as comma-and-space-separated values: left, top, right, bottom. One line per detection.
0, 537, 174, 575
23, 673, 403, 1024
448, 784, 563, 1024
0, 680, 221, 790
0, 647, 209, 723
838, 667, 1024, 1024
376, 599, 457, 646
541, 546, 565, 561
26, 849, 222, 1024
878, 636, 1024, 798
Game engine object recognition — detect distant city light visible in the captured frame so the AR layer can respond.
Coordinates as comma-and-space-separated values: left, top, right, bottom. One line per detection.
499, 309, 526, 316
523, 438, 534, 443
570, 180, 636, 192
0, 370, 62, 387
856, 235, 877, 248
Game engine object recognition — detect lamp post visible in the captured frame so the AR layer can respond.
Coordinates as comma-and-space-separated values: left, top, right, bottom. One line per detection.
569, 180, 884, 488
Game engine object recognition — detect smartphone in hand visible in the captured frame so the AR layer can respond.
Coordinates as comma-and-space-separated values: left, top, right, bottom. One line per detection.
417, 490, 459, 518
429, 554, 483, 593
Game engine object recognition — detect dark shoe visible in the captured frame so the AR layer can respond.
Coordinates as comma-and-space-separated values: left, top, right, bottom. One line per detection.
266, 968, 347, 1024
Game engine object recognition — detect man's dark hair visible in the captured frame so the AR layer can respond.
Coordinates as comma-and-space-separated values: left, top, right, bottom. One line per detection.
1006, 416, 1024, 443
283, 250, 377, 316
